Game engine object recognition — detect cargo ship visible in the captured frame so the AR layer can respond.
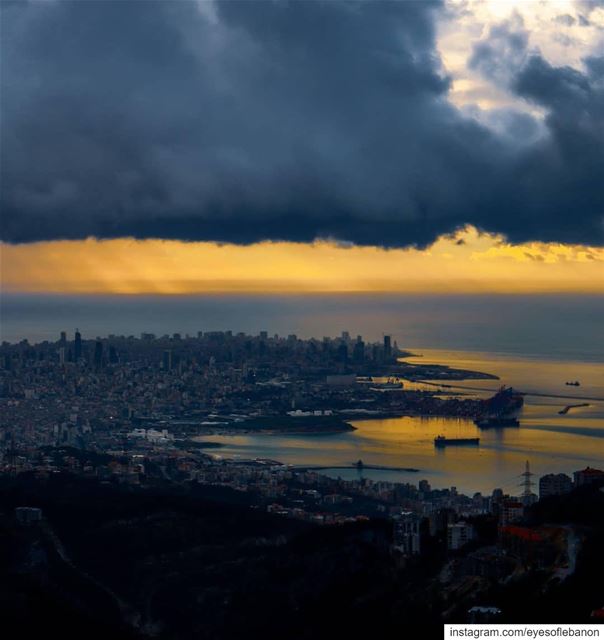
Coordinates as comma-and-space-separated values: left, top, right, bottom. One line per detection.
474, 387, 523, 427
481, 386, 524, 413
474, 416, 520, 428
434, 435, 480, 447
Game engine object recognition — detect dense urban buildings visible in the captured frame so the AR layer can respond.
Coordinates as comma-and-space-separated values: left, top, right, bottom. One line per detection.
539, 473, 573, 498
3, 0, 603, 636
1, 328, 602, 637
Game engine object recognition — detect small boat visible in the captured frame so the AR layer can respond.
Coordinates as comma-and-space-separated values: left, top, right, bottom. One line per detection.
565, 381, 581, 386
434, 435, 480, 447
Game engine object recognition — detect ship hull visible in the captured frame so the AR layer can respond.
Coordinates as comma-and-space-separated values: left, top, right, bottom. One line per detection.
434, 437, 479, 447
475, 418, 520, 428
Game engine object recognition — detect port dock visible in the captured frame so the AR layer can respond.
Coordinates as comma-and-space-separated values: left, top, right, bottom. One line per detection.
293, 463, 419, 473
416, 381, 604, 402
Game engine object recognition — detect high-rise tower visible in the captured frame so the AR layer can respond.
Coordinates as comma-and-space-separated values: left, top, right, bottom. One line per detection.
383, 335, 392, 359
74, 329, 82, 361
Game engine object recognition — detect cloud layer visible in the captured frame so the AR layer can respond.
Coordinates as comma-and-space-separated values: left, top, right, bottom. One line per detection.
1, 0, 603, 246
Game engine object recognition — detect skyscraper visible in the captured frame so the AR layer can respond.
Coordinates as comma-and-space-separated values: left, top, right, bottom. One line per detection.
383, 335, 392, 359
74, 329, 82, 361
337, 342, 348, 366
353, 337, 365, 363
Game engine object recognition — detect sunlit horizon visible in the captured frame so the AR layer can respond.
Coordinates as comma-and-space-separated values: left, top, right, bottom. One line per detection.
2, 227, 602, 295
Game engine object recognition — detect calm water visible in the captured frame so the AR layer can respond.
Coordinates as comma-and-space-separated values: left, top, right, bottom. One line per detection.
2, 293, 602, 494
198, 349, 604, 494
2, 293, 603, 361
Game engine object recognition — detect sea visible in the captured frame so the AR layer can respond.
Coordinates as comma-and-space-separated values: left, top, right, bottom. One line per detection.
1, 293, 603, 495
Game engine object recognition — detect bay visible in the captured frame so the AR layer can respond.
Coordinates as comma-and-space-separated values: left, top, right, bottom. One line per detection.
2, 293, 602, 495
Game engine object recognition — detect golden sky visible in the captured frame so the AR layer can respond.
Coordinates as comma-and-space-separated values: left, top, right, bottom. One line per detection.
1, 228, 602, 294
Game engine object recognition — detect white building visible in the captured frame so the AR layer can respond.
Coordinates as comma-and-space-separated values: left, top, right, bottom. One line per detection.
447, 522, 474, 550
393, 511, 421, 555
127, 428, 173, 443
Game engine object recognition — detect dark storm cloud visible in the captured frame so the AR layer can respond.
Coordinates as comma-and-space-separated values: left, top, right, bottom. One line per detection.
469, 14, 529, 83
1, 0, 602, 247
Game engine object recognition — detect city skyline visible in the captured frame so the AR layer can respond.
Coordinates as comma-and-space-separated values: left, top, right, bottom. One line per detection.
1, 1, 602, 634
